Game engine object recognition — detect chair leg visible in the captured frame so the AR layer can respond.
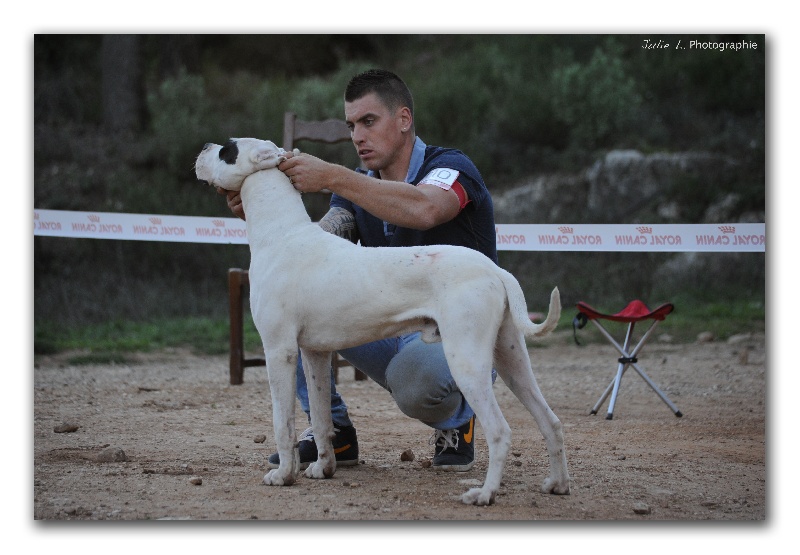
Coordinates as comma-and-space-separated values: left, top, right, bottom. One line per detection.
331, 353, 368, 382
228, 268, 246, 385
332, 353, 340, 384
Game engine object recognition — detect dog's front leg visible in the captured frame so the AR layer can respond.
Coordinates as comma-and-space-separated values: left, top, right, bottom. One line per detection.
300, 349, 337, 479
263, 349, 301, 486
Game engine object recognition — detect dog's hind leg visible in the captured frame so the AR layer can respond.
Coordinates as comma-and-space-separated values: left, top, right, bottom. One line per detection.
440, 334, 511, 506
263, 348, 301, 486
300, 349, 337, 479
454, 361, 511, 506
494, 314, 571, 495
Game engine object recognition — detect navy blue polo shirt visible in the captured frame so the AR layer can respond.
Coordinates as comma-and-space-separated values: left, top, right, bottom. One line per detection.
330, 137, 497, 264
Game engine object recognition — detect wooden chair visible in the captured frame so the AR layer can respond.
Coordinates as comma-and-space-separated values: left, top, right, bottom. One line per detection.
282, 111, 351, 152
227, 112, 366, 385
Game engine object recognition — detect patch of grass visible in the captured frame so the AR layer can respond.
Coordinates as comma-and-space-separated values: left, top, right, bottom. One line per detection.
34, 316, 245, 359
35, 297, 764, 361
656, 298, 765, 342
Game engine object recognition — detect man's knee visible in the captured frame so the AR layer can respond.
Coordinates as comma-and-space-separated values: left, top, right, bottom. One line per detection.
385, 339, 461, 422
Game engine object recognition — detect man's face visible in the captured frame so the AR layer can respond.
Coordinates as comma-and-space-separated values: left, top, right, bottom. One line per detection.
345, 92, 409, 175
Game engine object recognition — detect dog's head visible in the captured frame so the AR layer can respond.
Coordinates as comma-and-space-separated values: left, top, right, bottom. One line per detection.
195, 138, 287, 191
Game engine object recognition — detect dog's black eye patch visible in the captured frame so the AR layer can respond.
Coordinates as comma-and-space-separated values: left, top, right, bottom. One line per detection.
218, 139, 239, 165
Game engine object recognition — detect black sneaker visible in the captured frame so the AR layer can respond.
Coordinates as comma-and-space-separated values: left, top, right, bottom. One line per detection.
431, 415, 475, 472
266, 424, 359, 470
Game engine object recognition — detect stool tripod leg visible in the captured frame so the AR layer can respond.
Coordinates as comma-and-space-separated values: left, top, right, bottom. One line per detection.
605, 362, 630, 420
603, 321, 636, 420
587, 318, 682, 418
591, 364, 629, 419
590, 379, 615, 415
631, 362, 683, 417
590, 363, 629, 418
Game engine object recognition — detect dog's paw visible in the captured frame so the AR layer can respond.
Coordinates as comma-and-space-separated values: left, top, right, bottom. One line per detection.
304, 460, 335, 480
263, 469, 296, 486
541, 475, 571, 495
461, 487, 496, 506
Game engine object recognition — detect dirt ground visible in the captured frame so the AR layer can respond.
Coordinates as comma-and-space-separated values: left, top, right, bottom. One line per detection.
33, 329, 766, 523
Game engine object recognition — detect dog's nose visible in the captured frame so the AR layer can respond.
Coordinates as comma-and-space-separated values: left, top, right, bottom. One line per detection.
198, 179, 210, 187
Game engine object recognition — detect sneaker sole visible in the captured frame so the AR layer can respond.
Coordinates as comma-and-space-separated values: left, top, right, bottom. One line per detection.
265, 458, 360, 470
432, 461, 475, 472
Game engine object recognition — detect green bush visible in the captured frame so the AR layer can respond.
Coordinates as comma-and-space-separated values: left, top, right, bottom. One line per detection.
147, 69, 213, 176
551, 42, 642, 150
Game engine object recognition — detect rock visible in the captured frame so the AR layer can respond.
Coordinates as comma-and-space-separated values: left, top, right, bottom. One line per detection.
697, 331, 715, 343
632, 502, 651, 515
189, 476, 202, 486
727, 333, 753, 345
96, 447, 127, 462
254, 434, 267, 443
585, 150, 736, 221
400, 449, 415, 462
54, 422, 79, 433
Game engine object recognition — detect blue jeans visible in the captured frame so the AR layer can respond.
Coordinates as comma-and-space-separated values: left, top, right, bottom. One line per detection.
296, 332, 492, 430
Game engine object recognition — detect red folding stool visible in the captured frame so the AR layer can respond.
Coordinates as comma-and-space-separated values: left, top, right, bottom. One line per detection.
574, 300, 683, 420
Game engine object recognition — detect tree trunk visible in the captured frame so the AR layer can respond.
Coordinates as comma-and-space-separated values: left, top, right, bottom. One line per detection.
101, 34, 145, 131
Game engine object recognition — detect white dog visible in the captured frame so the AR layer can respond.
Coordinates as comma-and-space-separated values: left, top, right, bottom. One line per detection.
195, 138, 570, 505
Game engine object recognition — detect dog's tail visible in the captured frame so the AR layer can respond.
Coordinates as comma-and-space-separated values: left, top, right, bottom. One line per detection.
499, 269, 561, 339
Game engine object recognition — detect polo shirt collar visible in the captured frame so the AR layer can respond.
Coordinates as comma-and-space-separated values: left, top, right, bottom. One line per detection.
364, 136, 427, 184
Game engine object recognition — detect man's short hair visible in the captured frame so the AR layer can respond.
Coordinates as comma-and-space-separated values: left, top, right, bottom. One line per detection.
345, 69, 414, 116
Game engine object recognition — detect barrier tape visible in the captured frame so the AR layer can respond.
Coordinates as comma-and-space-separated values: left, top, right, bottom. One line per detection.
33, 209, 765, 253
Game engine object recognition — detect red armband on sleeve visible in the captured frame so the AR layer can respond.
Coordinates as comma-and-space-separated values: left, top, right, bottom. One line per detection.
451, 180, 471, 212
417, 168, 471, 213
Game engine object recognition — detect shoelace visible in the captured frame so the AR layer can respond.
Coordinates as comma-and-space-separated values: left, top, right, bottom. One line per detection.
298, 427, 315, 442
429, 428, 459, 451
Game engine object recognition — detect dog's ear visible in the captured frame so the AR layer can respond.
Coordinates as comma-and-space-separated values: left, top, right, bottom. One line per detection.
252, 143, 283, 170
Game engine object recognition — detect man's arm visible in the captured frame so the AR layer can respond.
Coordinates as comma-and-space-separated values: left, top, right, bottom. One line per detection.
279, 154, 462, 230
319, 206, 359, 243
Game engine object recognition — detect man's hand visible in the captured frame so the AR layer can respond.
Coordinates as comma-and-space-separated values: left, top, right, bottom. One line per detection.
278, 151, 342, 194
217, 187, 246, 220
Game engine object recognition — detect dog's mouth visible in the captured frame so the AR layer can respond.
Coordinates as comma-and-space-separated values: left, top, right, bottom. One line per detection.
198, 179, 235, 195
